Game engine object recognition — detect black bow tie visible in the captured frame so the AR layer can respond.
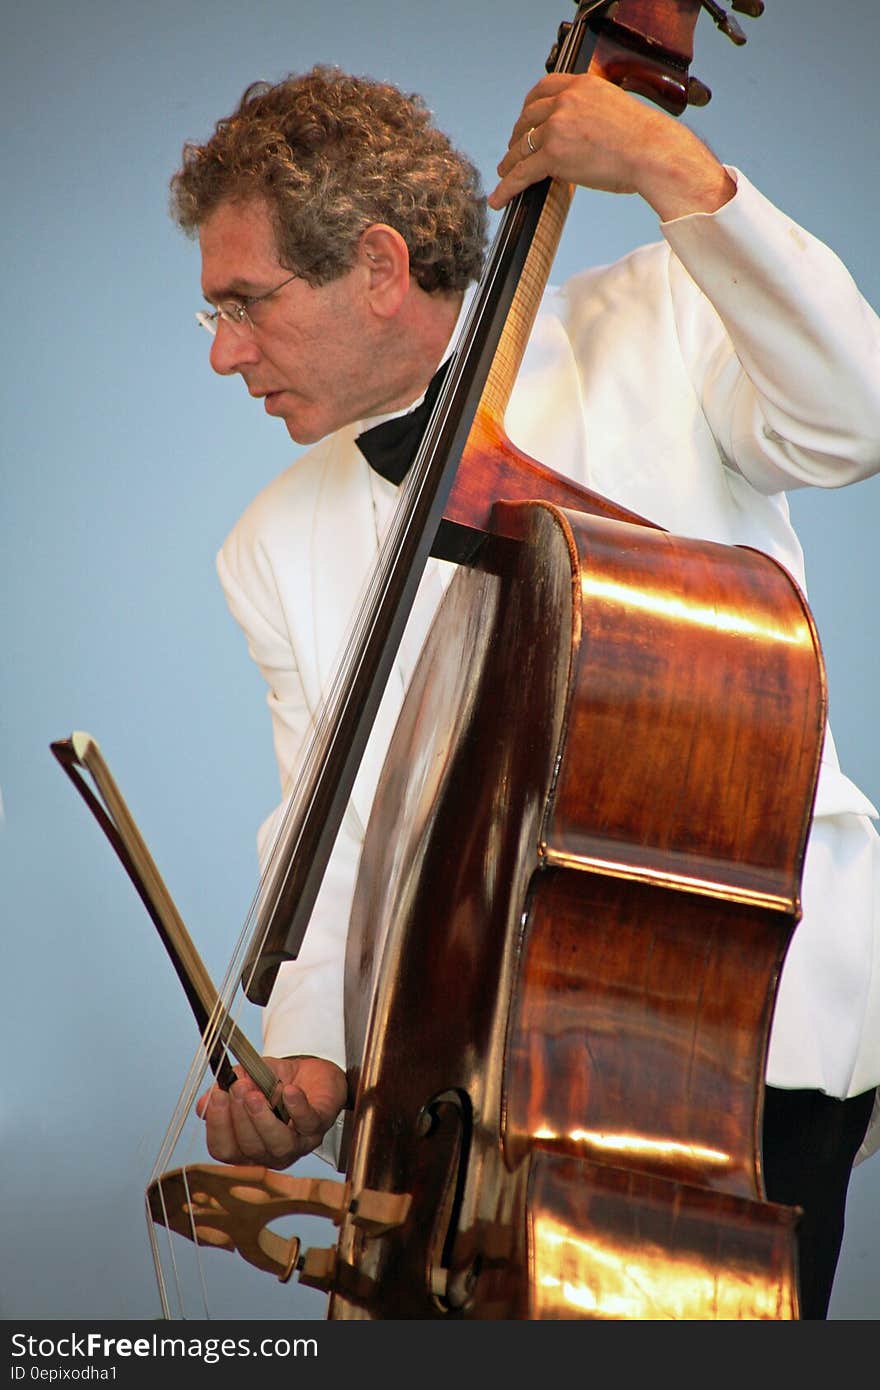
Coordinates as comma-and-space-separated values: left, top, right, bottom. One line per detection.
355, 358, 451, 485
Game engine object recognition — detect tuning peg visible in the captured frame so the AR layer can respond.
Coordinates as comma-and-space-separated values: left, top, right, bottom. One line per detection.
546, 20, 572, 73
700, 1, 747, 45
687, 76, 713, 107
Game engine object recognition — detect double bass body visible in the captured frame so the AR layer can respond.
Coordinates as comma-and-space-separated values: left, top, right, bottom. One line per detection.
335, 494, 825, 1319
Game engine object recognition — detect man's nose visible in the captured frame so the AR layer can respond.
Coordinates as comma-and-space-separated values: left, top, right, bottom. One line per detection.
209, 320, 260, 376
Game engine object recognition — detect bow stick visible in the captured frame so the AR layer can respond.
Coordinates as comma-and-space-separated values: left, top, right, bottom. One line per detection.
50, 732, 290, 1124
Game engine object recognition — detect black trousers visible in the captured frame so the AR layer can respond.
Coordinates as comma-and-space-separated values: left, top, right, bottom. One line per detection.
761, 1084, 877, 1319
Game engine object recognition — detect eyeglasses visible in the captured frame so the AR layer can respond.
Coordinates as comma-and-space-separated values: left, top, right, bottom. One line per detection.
195, 271, 299, 337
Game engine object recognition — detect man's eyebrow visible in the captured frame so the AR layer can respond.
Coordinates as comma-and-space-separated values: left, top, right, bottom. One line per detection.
201, 279, 267, 303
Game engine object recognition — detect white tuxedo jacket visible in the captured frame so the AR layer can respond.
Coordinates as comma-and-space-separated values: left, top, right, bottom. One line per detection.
217, 173, 880, 1157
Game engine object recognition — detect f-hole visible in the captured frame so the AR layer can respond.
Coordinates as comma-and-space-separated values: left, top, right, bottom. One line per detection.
417, 1088, 476, 1311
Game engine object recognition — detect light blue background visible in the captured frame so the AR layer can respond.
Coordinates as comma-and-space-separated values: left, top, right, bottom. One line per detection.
2, 0, 878, 1320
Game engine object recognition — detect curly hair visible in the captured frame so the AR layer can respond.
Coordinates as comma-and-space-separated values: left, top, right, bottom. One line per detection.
170, 65, 488, 293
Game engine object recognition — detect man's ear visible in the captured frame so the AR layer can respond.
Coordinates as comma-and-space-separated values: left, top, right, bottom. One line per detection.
358, 224, 411, 318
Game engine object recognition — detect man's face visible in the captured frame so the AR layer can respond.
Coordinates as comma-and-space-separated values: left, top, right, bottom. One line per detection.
198, 198, 391, 445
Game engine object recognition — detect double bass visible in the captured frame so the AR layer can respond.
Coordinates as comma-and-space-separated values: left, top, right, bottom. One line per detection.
324, 1, 822, 1320
65, 0, 825, 1319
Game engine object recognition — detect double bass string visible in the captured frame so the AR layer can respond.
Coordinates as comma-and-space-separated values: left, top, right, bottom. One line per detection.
149, 157, 546, 1205
147, 93, 551, 1312
204, 14, 588, 1014
143, 355, 463, 1308
145, 422, 466, 1316
192, 188, 526, 1017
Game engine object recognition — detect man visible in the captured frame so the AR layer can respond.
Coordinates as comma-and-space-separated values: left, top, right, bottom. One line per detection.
170, 64, 880, 1317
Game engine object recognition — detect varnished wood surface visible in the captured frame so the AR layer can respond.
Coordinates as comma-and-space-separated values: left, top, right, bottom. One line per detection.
330, 498, 821, 1318
527, 1151, 798, 1319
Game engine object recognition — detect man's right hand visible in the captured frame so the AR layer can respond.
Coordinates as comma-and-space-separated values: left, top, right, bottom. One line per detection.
196, 1055, 348, 1169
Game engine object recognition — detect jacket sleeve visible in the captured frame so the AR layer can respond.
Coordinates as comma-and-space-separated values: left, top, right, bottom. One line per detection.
661, 169, 880, 494
216, 537, 353, 1075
